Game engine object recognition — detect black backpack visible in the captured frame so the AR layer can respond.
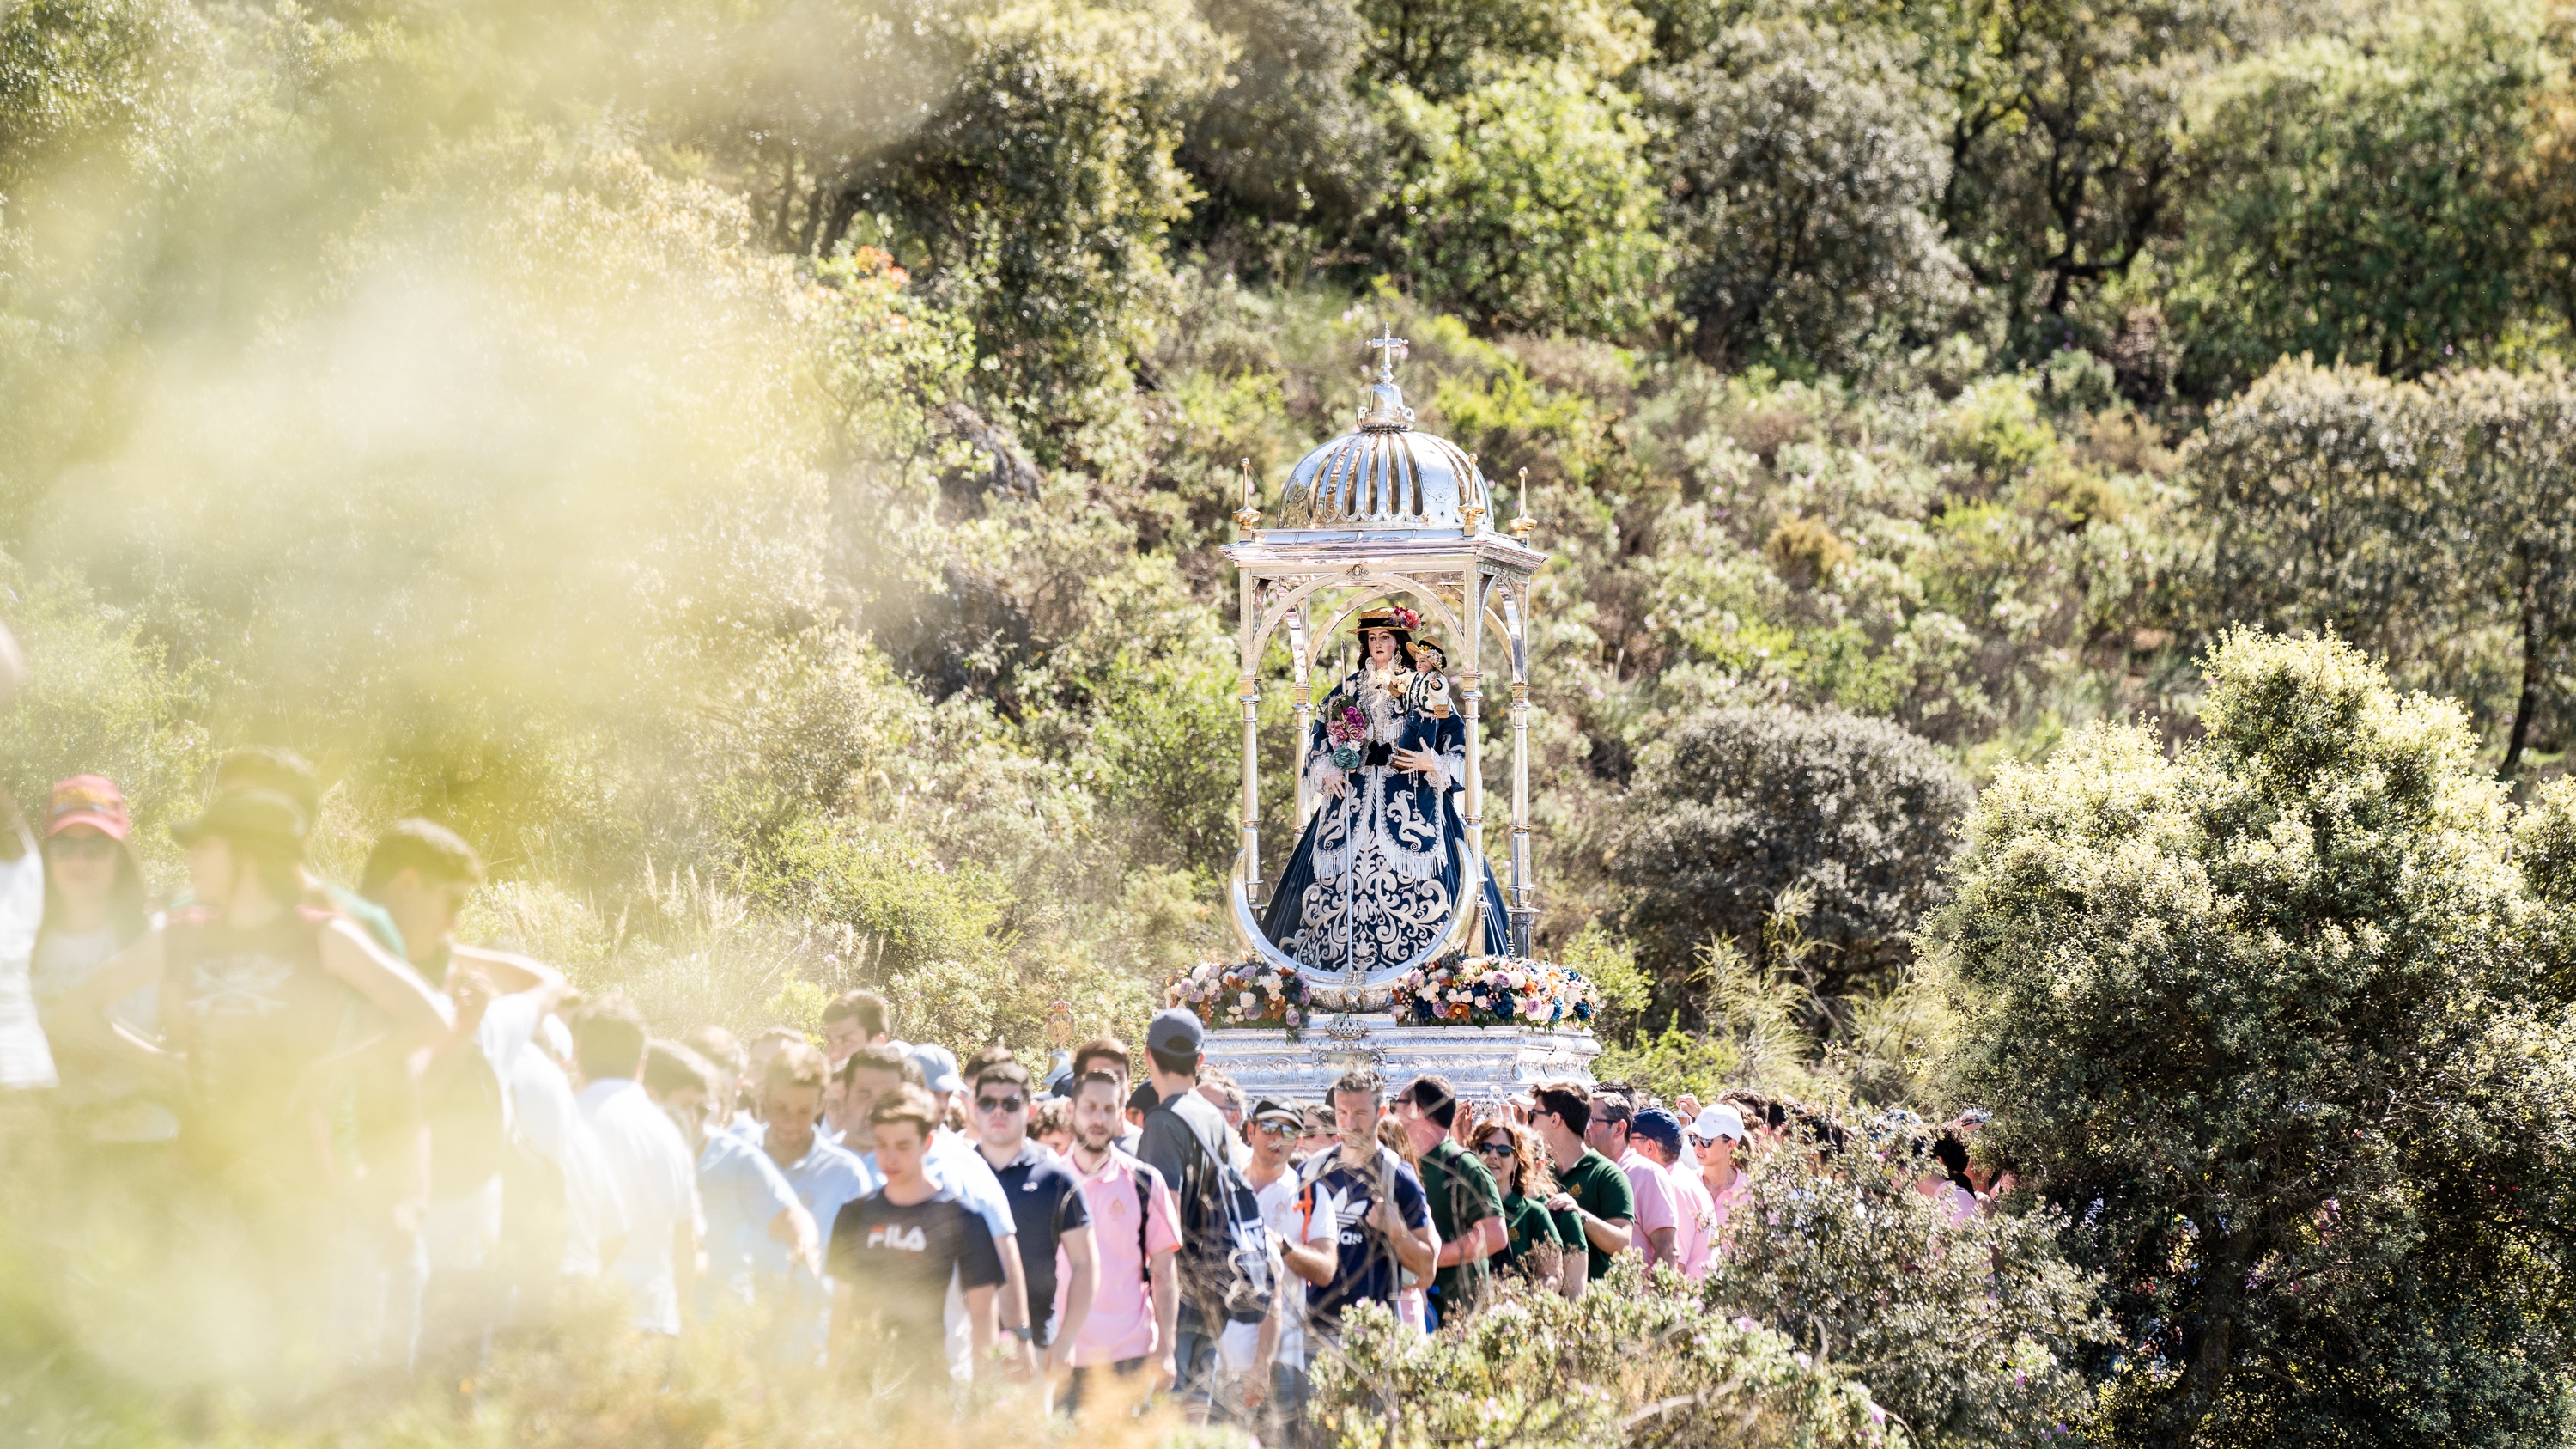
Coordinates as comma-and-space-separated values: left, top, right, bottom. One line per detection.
1151, 1099, 1278, 1325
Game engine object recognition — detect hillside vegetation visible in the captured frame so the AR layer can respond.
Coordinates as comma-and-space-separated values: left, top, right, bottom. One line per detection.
19, 0, 2576, 1442
6, 0, 2576, 1076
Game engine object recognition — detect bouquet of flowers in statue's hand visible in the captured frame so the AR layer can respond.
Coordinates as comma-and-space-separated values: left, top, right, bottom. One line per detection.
1325, 704, 1369, 769
1388, 956, 1603, 1028
1165, 959, 1311, 1038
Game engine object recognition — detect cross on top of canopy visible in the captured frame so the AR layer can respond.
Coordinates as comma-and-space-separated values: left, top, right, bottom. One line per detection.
1267, 326, 1518, 540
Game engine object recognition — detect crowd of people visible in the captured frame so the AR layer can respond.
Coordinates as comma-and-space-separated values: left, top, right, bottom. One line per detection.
0, 744, 2011, 1438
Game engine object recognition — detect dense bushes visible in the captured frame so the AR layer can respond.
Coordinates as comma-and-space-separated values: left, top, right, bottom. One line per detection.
2170, 3, 2563, 393
1370, 61, 1668, 338
1313, 1263, 1900, 1448
1645, 18, 1961, 372
1707, 1146, 2110, 1447
1611, 705, 1971, 1008
1931, 630, 2576, 1446
2184, 358, 2576, 773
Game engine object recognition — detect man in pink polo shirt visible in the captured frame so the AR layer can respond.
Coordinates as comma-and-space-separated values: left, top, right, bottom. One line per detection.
1630, 1108, 1714, 1278
1057, 1068, 1181, 1412
1590, 1094, 1681, 1270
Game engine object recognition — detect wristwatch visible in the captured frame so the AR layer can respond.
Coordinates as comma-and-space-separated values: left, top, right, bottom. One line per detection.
1006, 1324, 1034, 1342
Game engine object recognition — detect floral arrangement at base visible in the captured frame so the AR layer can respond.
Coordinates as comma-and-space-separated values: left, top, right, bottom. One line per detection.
1388, 956, 1602, 1029
1165, 959, 1311, 1038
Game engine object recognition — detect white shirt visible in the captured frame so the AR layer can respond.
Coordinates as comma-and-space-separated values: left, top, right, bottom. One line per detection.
418, 989, 549, 1271
507, 1038, 623, 1277
922, 1129, 1017, 1381
0, 837, 55, 1091
1254, 1167, 1334, 1369
32, 924, 157, 1035
577, 1076, 703, 1334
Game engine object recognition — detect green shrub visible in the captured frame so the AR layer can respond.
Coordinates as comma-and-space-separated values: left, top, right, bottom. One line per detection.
1592, 1018, 1740, 1100
0, 563, 212, 870
1310, 1264, 1903, 1448
1181, 0, 1388, 246
1645, 17, 1962, 373
738, 814, 1014, 983
848, 0, 1229, 441
1370, 59, 1668, 338
2169, 2, 2556, 394
1930, 628, 2576, 1446
1707, 1148, 2111, 1448
1613, 704, 1971, 1004
2181, 358, 2576, 771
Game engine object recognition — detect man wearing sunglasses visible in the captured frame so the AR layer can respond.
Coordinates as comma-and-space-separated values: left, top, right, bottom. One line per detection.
973, 1059, 1097, 1376
1243, 1099, 1337, 1447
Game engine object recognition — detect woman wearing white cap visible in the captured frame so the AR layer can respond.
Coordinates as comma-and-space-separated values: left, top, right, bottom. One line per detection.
1690, 1104, 1753, 1247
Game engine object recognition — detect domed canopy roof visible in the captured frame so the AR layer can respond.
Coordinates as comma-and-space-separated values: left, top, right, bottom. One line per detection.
1273, 332, 1497, 536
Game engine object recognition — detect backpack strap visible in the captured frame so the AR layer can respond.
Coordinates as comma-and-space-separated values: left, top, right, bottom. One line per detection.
1136, 1166, 1151, 1263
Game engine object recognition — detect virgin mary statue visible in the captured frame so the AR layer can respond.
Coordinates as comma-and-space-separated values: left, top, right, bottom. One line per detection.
1261, 606, 1513, 977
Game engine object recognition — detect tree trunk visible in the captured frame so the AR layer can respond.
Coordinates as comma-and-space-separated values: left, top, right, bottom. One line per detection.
821, 188, 863, 257
2149, 1227, 2251, 1449
2505, 574, 2542, 780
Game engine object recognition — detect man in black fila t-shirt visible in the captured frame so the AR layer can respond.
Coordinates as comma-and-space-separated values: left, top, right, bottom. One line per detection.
829, 1085, 1007, 1384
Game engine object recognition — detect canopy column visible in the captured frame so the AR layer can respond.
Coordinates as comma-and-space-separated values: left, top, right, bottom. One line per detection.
1457, 567, 1487, 953
1510, 677, 1534, 959
1237, 570, 1262, 908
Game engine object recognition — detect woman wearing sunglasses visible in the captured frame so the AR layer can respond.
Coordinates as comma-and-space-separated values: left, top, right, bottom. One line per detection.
1472, 1119, 1578, 1300
29, 775, 174, 1142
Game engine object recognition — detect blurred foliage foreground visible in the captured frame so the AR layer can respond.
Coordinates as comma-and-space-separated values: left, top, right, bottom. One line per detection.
1, 1109, 2114, 1449
13, 0, 2576, 1442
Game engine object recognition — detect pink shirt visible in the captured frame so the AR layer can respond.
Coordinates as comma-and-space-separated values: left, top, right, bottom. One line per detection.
1058, 1147, 1182, 1367
1708, 1167, 1751, 1245
1668, 1162, 1716, 1279
1619, 1148, 1680, 1247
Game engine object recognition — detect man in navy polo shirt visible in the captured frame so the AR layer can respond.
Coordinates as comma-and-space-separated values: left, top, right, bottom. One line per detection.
972, 1058, 1098, 1374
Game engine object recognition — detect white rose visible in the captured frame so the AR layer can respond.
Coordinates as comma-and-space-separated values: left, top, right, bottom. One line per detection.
1240, 990, 1258, 1014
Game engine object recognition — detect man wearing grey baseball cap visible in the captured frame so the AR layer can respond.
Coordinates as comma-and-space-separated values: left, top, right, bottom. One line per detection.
1136, 1008, 1240, 1422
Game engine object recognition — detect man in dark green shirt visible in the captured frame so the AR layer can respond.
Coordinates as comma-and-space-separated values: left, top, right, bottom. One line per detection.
1530, 1082, 1635, 1282
1394, 1074, 1504, 1326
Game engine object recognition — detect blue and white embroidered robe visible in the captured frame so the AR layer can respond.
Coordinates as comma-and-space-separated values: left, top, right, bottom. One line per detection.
1260, 664, 1511, 977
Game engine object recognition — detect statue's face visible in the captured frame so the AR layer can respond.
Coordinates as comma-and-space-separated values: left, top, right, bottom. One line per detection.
1364, 629, 1398, 666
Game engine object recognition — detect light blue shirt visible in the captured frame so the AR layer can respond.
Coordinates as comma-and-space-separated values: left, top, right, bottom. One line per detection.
697, 1129, 801, 1306
755, 1133, 883, 1277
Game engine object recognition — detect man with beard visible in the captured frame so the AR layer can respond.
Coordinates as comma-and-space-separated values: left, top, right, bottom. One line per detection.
1056, 1070, 1182, 1412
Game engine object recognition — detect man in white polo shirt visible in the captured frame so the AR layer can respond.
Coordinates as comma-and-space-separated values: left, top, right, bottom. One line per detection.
571, 996, 703, 1335
1245, 1097, 1337, 1445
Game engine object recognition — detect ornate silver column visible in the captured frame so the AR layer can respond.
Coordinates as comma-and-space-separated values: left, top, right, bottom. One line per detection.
1236, 470, 1263, 906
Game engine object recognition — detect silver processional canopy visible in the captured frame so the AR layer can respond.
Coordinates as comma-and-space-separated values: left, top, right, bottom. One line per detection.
1219, 328, 1546, 995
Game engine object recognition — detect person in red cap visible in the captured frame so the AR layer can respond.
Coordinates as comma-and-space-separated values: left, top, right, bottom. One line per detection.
53, 784, 451, 1385
29, 775, 172, 1142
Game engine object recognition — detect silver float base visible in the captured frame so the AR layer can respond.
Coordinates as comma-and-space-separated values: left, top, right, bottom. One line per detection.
1201, 1014, 1602, 1108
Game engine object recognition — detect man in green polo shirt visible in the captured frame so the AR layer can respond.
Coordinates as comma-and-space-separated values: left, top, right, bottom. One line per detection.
1529, 1081, 1634, 1283
1394, 1074, 1504, 1327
